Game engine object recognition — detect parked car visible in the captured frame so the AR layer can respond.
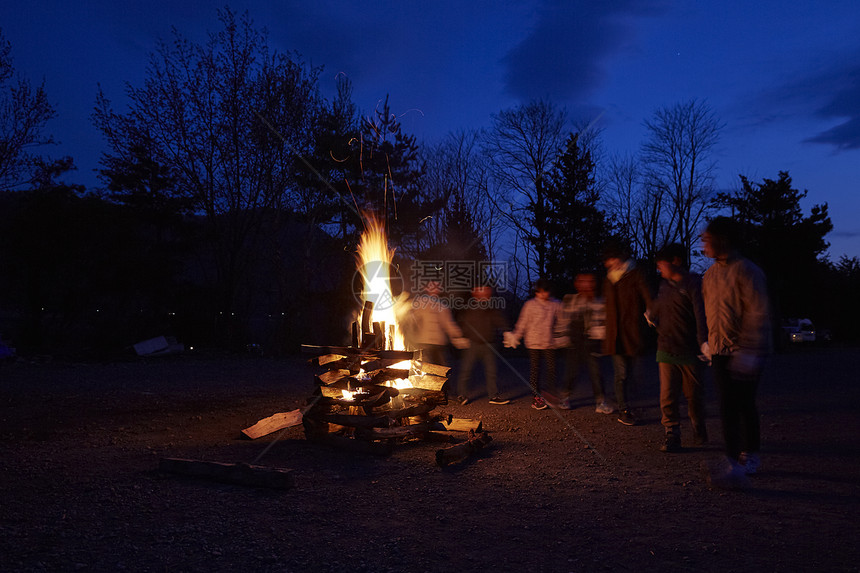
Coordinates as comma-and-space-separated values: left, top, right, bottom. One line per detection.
781, 318, 816, 343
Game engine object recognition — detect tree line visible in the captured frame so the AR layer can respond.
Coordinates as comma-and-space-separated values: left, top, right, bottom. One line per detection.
0, 10, 856, 357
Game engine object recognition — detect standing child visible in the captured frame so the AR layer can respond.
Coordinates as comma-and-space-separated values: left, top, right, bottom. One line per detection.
649, 243, 709, 452
556, 272, 613, 413
603, 243, 653, 426
701, 217, 771, 488
455, 285, 510, 405
506, 279, 562, 410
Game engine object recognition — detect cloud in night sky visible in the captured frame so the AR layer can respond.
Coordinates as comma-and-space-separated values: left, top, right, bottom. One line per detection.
750, 47, 860, 151
803, 62, 860, 150
501, 0, 669, 103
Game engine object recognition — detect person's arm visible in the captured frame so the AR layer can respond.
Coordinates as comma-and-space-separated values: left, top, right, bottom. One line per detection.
440, 306, 465, 340
689, 274, 708, 348
737, 262, 770, 356
510, 300, 532, 342
636, 268, 654, 311
554, 295, 574, 338
647, 282, 664, 328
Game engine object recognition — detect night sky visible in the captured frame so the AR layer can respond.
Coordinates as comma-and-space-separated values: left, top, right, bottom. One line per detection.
2, 0, 858, 258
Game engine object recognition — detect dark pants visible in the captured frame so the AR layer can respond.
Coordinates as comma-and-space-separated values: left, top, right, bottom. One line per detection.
658, 362, 707, 440
457, 343, 498, 398
712, 355, 761, 461
611, 354, 635, 412
528, 348, 556, 396
564, 345, 605, 402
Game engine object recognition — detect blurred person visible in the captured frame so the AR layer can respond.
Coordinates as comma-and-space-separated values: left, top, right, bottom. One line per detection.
455, 285, 510, 405
556, 272, 612, 413
506, 279, 562, 410
603, 242, 653, 426
406, 280, 469, 366
649, 243, 709, 452
701, 217, 771, 488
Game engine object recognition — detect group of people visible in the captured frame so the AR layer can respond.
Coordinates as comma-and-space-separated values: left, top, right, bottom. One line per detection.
403, 216, 770, 488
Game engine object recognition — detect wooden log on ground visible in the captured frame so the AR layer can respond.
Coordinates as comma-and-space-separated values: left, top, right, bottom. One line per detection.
421, 431, 456, 443
436, 417, 482, 432
241, 409, 303, 439
435, 432, 493, 467
159, 458, 294, 489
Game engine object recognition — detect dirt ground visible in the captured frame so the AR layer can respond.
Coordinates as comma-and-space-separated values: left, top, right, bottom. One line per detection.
1, 344, 858, 572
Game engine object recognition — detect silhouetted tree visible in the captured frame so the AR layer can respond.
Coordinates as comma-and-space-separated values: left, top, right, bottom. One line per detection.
712, 171, 833, 320
92, 8, 324, 346
545, 132, 614, 293
641, 99, 722, 262
484, 99, 568, 291
0, 29, 56, 190
421, 130, 499, 259
338, 95, 435, 255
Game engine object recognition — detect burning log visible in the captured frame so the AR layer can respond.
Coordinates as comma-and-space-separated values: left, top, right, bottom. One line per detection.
361, 301, 374, 346
435, 431, 493, 467
314, 388, 392, 409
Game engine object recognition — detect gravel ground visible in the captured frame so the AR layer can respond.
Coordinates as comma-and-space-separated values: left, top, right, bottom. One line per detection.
1, 345, 858, 572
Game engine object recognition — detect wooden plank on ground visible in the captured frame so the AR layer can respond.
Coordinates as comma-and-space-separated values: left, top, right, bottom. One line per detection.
436, 417, 482, 432
241, 409, 303, 439
158, 458, 294, 489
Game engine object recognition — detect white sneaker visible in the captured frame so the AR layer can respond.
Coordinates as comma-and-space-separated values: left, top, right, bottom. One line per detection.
739, 452, 761, 475
595, 401, 615, 414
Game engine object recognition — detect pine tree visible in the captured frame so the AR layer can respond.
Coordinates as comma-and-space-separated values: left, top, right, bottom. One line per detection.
545, 133, 613, 293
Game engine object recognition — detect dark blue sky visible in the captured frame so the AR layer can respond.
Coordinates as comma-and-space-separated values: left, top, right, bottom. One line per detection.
2, 0, 858, 258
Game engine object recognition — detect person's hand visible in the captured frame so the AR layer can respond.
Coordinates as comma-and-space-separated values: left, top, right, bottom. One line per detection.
452, 337, 470, 350
729, 351, 762, 378
503, 331, 520, 349
644, 311, 655, 327
552, 336, 570, 349
697, 341, 712, 363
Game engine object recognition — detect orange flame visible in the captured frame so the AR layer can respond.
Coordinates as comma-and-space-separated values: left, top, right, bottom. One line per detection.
356, 215, 405, 350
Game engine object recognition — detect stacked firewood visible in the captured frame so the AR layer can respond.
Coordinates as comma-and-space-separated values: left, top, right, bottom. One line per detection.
301, 345, 474, 451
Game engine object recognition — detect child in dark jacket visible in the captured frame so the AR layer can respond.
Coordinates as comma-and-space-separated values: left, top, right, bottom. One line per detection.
455, 286, 510, 405
649, 243, 709, 451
